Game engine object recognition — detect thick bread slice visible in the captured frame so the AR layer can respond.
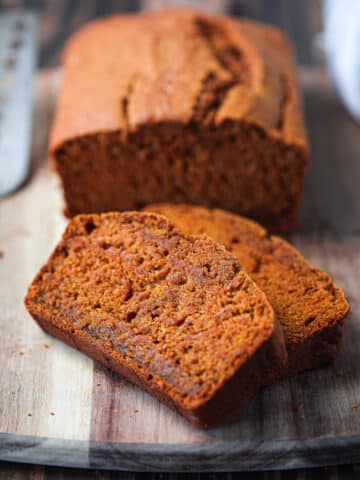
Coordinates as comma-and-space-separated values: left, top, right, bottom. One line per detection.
25, 211, 286, 427
145, 205, 350, 377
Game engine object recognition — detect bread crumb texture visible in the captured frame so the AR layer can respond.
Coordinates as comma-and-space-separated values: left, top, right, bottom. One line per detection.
145, 204, 350, 372
25, 212, 276, 410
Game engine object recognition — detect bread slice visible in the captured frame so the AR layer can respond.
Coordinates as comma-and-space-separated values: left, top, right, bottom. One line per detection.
145, 205, 350, 377
25, 211, 286, 427
51, 8, 309, 233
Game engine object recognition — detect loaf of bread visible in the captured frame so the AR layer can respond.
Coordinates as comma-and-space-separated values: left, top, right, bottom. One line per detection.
24, 211, 286, 427
51, 8, 309, 233
145, 204, 350, 377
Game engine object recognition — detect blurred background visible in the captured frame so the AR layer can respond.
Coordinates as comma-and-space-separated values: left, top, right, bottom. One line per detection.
0, 0, 323, 68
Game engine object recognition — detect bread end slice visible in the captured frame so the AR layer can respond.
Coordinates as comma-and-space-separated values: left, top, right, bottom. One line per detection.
144, 204, 350, 379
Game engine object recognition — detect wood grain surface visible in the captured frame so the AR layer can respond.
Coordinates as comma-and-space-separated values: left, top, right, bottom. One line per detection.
0, 0, 322, 68
0, 68, 359, 472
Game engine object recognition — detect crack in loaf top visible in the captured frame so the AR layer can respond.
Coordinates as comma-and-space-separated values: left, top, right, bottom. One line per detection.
50, 8, 307, 150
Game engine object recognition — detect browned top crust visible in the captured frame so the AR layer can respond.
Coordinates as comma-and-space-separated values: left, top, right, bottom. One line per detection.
145, 205, 350, 352
50, 8, 307, 152
25, 211, 281, 409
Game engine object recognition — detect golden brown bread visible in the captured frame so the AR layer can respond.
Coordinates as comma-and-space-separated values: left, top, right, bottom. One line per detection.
145, 204, 350, 377
51, 8, 309, 232
24, 211, 287, 427
52, 9, 306, 144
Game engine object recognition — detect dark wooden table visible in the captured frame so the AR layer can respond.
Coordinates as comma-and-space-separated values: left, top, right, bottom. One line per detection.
1, 462, 360, 479
0, 0, 323, 68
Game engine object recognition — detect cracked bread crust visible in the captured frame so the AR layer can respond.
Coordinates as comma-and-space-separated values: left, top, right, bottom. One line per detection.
25, 212, 286, 427
145, 204, 350, 377
50, 8, 309, 232
51, 9, 306, 144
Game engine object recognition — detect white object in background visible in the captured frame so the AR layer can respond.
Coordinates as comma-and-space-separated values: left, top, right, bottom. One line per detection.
323, 0, 360, 122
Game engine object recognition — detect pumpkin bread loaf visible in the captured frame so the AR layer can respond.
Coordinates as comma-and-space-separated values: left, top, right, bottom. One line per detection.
145, 204, 350, 377
51, 8, 309, 233
25, 212, 286, 427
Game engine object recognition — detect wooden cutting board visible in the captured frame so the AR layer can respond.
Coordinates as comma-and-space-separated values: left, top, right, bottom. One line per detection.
0, 69, 360, 472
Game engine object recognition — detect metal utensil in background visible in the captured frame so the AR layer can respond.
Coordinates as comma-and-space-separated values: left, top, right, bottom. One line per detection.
0, 10, 38, 197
